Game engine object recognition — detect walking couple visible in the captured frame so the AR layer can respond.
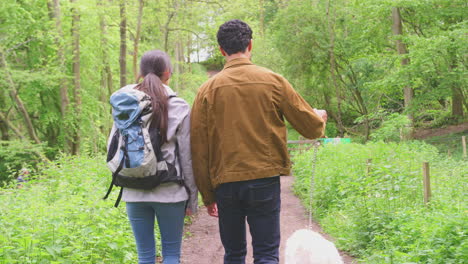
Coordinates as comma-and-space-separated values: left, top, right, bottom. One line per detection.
116, 19, 327, 264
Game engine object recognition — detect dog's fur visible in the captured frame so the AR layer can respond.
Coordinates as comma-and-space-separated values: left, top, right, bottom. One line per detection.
285, 229, 344, 264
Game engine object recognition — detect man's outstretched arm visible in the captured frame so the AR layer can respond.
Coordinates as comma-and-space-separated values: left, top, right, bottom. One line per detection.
280, 78, 326, 139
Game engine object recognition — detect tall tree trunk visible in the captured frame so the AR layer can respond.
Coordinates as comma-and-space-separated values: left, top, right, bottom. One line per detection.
172, 0, 181, 91
71, 0, 81, 155
0, 112, 23, 140
0, 110, 49, 162
186, 34, 192, 72
49, 0, 70, 118
0, 121, 8, 140
449, 41, 464, 118
392, 7, 414, 137
98, 0, 113, 125
174, 40, 183, 91
0, 122, 10, 140
259, 0, 265, 36
133, 0, 144, 82
452, 86, 464, 118
163, 12, 175, 52
327, 0, 345, 136
0, 112, 24, 140
0, 52, 41, 144
0, 118, 10, 141
119, 0, 127, 87
0, 87, 8, 140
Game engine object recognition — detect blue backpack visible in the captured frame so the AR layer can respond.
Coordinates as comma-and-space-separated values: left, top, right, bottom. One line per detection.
104, 85, 183, 207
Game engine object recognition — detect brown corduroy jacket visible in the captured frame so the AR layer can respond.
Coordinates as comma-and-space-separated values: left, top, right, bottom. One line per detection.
191, 58, 325, 205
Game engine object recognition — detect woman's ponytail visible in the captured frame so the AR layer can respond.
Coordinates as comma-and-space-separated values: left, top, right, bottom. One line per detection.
135, 50, 172, 143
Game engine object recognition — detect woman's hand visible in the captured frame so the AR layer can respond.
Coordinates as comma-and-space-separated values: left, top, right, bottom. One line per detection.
185, 208, 193, 216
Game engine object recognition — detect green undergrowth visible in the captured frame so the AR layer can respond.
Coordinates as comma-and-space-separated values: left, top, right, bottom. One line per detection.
0, 155, 140, 263
292, 141, 467, 264
422, 131, 467, 160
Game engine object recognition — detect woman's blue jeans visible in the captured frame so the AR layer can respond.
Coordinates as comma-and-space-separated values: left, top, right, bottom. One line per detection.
126, 201, 186, 264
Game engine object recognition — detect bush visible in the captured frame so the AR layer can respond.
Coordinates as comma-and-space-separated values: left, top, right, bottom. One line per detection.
370, 113, 411, 142
292, 141, 467, 263
0, 140, 47, 187
199, 55, 224, 71
171, 63, 209, 105
0, 155, 142, 263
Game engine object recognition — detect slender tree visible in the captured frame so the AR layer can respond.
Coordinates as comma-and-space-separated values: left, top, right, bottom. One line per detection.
98, 0, 113, 127
327, 0, 345, 136
119, 0, 127, 87
49, 0, 70, 118
71, 0, 81, 155
0, 52, 41, 144
133, 0, 144, 82
0, 87, 8, 140
0, 112, 22, 140
392, 7, 414, 133
448, 41, 464, 118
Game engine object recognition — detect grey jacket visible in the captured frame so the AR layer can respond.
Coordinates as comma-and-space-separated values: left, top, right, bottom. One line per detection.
122, 85, 198, 213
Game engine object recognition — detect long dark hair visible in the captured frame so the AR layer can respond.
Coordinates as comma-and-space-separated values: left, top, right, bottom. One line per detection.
135, 50, 172, 143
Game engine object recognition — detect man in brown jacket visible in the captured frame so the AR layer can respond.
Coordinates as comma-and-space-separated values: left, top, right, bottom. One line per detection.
191, 19, 327, 264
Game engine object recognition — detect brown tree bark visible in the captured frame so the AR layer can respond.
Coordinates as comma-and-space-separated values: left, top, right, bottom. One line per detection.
0, 88, 8, 140
0, 121, 8, 140
0, 112, 23, 140
392, 7, 414, 134
259, 0, 265, 36
133, 0, 144, 82
0, 110, 49, 162
327, 0, 345, 137
49, 0, 70, 118
0, 52, 41, 144
119, 0, 127, 87
71, 0, 81, 155
97, 0, 113, 121
452, 86, 464, 117
449, 43, 464, 118
163, 12, 175, 52
174, 40, 183, 90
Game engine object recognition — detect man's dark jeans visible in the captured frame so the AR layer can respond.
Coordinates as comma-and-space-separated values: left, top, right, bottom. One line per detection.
215, 176, 281, 264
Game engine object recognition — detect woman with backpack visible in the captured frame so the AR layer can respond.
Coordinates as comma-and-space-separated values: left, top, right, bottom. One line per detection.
119, 50, 198, 264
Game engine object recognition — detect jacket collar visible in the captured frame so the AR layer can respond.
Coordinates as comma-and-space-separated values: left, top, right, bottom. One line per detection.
223, 58, 253, 70
163, 84, 177, 97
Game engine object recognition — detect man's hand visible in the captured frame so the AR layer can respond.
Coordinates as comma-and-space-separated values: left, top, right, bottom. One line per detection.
313, 109, 328, 123
206, 203, 218, 218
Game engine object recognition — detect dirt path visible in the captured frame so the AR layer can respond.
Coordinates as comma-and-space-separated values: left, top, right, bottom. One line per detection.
180, 176, 356, 264
414, 123, 468, 139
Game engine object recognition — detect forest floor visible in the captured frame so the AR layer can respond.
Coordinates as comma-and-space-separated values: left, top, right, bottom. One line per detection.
413, 122, 468, 139
180, 176, 356, 264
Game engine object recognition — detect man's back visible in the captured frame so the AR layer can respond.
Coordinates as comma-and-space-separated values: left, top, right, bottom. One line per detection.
191, 57, 325, 199
190, 19, 327, 264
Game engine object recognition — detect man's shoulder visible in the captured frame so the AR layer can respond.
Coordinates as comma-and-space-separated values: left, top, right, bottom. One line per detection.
248, 63, 288, 84
198, 75, 217, 94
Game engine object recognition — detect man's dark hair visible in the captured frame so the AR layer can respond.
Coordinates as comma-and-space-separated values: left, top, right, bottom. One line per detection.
217, 19, 253, 56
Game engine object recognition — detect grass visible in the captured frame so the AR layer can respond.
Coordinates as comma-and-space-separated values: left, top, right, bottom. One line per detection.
291, 140, 467, 264
421, 131, 467, 160
0, 155, 139, 263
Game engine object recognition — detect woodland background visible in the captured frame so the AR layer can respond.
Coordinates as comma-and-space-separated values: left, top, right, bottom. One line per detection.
0, 0, 466, 179
0, 1, 467, 263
